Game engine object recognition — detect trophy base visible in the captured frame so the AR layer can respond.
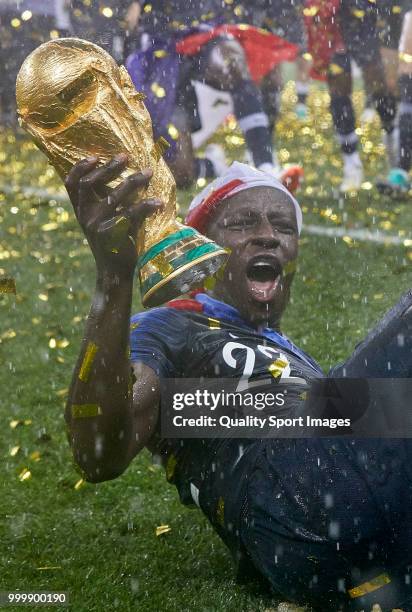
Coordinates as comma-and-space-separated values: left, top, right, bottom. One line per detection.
137, 227, 228, 308
142, 249, 227, 307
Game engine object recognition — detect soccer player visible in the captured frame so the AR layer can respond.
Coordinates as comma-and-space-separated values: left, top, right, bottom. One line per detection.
305, 0, 398, 192
377, 3, 412, 196
125, 0, 302, 190
64, 156, 412, 610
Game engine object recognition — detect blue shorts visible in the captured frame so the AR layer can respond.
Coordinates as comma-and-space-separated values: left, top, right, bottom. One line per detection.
200, 437, 412, 610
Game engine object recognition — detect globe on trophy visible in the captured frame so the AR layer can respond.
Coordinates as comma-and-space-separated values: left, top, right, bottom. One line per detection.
16, 38, 227, 307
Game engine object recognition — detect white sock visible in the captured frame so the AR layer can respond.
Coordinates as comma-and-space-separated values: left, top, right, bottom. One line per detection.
343, 151, 362, 169
296, 81, 309, 97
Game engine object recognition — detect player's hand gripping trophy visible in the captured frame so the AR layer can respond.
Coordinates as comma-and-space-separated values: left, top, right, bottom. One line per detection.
16, 38, 227, 306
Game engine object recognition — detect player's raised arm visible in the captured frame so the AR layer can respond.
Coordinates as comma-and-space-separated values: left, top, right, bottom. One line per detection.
64, 155, 162, 483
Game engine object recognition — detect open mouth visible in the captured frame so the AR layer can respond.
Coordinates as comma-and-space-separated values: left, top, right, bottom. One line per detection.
246, 256, 282, 303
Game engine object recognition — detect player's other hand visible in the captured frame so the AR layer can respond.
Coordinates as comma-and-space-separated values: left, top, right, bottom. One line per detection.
64, 154, 163, 277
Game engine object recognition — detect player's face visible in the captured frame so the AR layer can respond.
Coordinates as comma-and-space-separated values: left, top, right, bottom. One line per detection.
206, 187, 299, 329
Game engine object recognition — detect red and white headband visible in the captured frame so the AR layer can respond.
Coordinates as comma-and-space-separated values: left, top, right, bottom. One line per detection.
185, 162, 302, 234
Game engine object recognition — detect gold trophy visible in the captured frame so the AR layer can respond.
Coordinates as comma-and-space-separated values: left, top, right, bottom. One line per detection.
16, 38, 227, 307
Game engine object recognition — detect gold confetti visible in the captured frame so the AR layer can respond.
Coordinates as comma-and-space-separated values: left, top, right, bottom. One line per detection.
10, 419, 32, 429
166, 454, 177, 481
196, 177, 207, 188
167, 123, 179, 140
9, 445, 21, 456
71, 404, 102, 418
36, 566, 62, 571
399, 52, 412, 63
216, 497, 225, 526
150, 82, 166, 98
329, 63, 344, 76
29, 451, 41, 462
268, 359, 288, 379
74, 478, 86, 490
156, 524, 171, 536
102, 6, 113, 17
208, 317, 220, 329
1, 329, 16, 341
18, 468, 32, 482
41, 222, 58, 231
56, 387, 68, 397
351, 8, 365, 17
348, 573, 391, 598
303, 6, 318, 16
0, 276, 16, 293
78, 341, 98, 383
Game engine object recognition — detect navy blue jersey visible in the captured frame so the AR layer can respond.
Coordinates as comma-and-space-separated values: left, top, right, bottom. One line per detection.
130, 293, 323, 506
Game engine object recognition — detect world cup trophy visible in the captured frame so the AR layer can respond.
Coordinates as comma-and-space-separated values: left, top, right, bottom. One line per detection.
16, 38, 227, 307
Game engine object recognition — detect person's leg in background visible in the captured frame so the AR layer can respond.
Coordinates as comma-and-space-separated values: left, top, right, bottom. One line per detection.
327, 53, 365, 192
372, 2, 402, 165
328, 0, 398, 191
398, 12, 412, 184
341, 0, 398, 185
159, 53, 229, 189
358, 7, 399, 171
260, 65, 282, 138
378, 9, 412, 196
362, 58, 398, 158
203, 38, 278, 173
295, 53, 312, 119
380, 46, 400, 166
202, 37, 303, 190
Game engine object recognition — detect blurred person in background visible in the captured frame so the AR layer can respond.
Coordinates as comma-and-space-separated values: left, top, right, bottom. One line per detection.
377, 2, 412, 197
305, 0, 399, 192
361, 0, 404, 125
232, 0, 312, 129
125, 0, 303, 190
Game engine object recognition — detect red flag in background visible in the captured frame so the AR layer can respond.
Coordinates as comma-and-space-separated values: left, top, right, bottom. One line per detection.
176, 24, 299, 83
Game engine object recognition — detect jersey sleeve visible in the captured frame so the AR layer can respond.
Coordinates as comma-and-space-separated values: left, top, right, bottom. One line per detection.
130, 307, 189, 378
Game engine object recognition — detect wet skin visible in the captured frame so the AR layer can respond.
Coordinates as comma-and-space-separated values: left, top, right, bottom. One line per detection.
205, 186, 299, 331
